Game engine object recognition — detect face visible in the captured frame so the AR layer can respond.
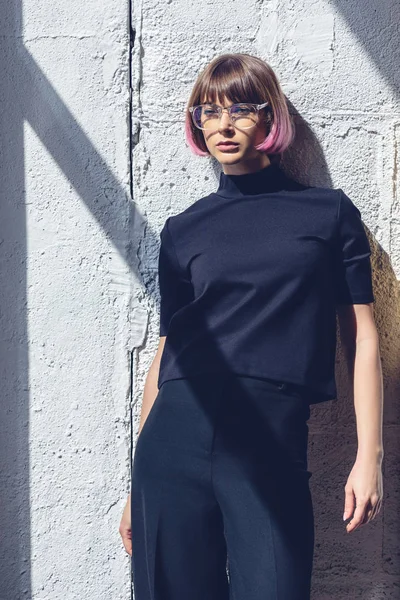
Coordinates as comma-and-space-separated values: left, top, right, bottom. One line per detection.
200, 94, 271, 174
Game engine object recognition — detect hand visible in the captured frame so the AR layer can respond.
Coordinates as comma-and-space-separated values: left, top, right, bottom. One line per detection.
343, 458, 383, 533
119, 494, 132, 556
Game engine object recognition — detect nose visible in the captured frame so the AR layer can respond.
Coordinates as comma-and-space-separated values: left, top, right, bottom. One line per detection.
218, 108, 233, 129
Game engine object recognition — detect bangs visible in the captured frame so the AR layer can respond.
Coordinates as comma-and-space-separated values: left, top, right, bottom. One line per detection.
198, 58, 265, 105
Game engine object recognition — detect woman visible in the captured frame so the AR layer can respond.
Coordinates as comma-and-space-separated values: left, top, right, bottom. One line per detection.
120, 53, 384, 599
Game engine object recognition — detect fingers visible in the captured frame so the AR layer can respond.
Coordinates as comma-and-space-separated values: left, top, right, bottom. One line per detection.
346, 500, 368, 532
119, 495, 133, 556
345, 496, 382, 532
119, 526, 132, 556
361, 502, 373, 526
343, 486, 355, 521
367, 495, 383, 523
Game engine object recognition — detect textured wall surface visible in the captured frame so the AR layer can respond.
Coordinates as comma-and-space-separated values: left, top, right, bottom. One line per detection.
0, 0, 399, 598
131, 0, 400, 598
0, 0, 134, 598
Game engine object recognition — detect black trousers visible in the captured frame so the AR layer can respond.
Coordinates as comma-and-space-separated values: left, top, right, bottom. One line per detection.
131, 373, 314, 600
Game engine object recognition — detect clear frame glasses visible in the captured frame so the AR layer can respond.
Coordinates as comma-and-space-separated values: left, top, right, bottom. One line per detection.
188, 102, 270, 131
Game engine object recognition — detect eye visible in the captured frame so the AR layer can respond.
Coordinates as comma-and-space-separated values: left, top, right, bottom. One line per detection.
203, 104, 219, 116
231, 104, 252, 115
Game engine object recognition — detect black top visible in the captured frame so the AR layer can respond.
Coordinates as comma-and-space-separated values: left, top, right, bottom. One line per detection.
157, 162, 375, 403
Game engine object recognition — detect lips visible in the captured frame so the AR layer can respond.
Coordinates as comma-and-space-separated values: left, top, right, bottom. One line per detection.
217, 142, 239, 152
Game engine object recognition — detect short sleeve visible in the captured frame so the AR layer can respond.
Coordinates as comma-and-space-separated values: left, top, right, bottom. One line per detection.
333, 190, 375, 305
158, 217, 193, 336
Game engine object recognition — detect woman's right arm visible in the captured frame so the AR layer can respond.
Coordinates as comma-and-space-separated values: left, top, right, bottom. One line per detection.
137, 335, 166, 436
119, 336, 167, 556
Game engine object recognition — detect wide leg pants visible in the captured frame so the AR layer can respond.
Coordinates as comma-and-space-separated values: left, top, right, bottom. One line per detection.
131, 373, 314, 600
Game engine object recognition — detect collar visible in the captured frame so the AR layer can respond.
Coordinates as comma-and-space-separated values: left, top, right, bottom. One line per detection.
215, 162, 287, 198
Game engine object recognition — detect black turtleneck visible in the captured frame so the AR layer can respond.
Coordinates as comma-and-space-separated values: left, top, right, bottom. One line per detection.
156, 165, 375, 403
216, 162, 296, 197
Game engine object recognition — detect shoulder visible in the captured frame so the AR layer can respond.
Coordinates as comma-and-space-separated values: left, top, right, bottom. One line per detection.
279, 170, 342, 215
172, 192, 218, 218
164, 192, 219, 234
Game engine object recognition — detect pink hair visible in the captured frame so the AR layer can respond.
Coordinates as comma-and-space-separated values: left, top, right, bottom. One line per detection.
254, 103, 295, 155
184, 114, 209, 157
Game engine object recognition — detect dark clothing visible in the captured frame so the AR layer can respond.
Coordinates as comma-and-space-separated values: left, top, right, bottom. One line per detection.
157, 163, 374, 403
131, 373, 315, 600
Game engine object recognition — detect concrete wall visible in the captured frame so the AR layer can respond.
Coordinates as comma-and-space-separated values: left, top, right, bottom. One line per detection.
131, 0, 400, 599
0, 0, 134, 598
0, 0, 399, 598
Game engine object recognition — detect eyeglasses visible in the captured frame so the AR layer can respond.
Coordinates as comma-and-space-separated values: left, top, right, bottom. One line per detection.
188, 102, 270, 131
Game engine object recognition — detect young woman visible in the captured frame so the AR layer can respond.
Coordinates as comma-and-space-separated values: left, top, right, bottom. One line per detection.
120, 53, 384, 599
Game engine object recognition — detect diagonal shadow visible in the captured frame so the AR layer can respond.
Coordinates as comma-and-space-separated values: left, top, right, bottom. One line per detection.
332, 0, 400, 100
20, 49, 144, 277
0, 8, 154, 595
1, 2, 31, 597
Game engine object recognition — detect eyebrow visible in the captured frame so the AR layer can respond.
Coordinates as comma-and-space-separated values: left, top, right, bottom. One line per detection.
202, 101, 242, 107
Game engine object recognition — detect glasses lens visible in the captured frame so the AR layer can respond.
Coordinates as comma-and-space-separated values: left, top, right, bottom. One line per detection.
230, 104, 258, 129
191, 103, 261, 130
192, 104, 220, 130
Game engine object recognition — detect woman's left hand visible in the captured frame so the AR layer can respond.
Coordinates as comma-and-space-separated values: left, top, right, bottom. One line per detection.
343, 457, 383, 533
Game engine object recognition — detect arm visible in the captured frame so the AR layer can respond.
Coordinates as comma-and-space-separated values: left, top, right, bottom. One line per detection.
337, 302, 384, 532
119, 336, 166, 556
138, 336, 166, 435
120, 216, 193, 554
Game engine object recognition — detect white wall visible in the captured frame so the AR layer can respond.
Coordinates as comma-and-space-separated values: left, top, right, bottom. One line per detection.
131, 0, 400, 598
0, 0, 134, 598
0, 0, 399, 598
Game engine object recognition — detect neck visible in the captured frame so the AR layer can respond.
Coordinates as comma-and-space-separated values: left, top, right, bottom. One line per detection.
216, 160, 286, 198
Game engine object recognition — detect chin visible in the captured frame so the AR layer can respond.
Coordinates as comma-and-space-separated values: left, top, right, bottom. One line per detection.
213, 150, 245, 163
221, 159, 245, 168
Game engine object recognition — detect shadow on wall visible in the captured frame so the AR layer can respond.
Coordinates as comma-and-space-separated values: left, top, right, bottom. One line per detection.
0, 3, 153, 596
334, 0, 400, 100
286, 105, 400, 597
1, 0, 400, 598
